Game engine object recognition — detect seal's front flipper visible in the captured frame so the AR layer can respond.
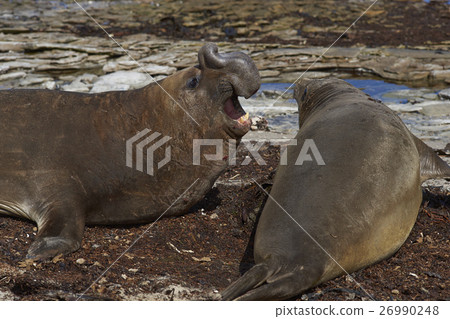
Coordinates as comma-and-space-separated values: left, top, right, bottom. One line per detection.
27, 205, 85, 260
413, 136, 450, 182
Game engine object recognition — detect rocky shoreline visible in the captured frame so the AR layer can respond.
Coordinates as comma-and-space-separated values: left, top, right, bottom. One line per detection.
1, 34, 450, 90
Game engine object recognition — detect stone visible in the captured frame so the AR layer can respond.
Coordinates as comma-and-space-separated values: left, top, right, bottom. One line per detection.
76, 258, 86, 265
415, 124, 450, 132
383, 89, 433, 100
134, 63, 177, 75
0, 71, 26, 81
259, 70, 280, 77
103, 60, 138, 73
76, 73, 98, 84
431, 70, 450, 80
422, 93, 438, 100
438, 88, 450, 100
0, 65, 9, 74
19, 75, 53, 87
62, 79, 90, 92
42, 81, 57, 90
386, 103, 423, 113
90, 71, 152, 93
420, 102, 450, 116
209, 213, 219, 220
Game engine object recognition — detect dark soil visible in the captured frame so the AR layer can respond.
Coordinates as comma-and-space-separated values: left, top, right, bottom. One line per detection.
0, 146, 448, 301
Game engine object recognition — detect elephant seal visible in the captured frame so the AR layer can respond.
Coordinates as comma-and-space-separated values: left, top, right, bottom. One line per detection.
222, 78, 450, 300
0, 43, 260, 259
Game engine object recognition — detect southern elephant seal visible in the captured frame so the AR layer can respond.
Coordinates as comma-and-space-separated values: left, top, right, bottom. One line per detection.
222, 78, 450, 300
0, 43, 260, 259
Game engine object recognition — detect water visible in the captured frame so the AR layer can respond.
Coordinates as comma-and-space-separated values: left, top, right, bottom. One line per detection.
255, 79, 413, 104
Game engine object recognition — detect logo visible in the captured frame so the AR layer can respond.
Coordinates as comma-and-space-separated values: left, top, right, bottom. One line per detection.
126, 129, 172, 176
126, 129, 325, 175
193, 138, 325, 166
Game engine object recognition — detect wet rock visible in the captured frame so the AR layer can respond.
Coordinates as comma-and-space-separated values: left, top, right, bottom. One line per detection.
438, 88, 450, 100
383, 89, 433, 100
421, 93, 438, 100
419, 102, 450, 117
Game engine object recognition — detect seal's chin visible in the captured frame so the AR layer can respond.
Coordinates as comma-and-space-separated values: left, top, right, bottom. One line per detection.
223, 94, 251, 137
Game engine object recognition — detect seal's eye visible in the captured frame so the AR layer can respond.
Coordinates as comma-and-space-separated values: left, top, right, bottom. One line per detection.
187, 76, 200, 89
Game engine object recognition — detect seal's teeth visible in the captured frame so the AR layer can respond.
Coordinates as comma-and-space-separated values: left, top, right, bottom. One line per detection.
237, 112, 249, 124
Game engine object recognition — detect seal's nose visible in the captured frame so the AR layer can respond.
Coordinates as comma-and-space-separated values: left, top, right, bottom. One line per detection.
198, 43, 261, 98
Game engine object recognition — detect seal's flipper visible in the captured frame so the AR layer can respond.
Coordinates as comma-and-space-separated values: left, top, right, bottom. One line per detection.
221, 263, 274, 300
27, 206, 85, 259
234, 272, 307, 301
413, 136, 450, 182
222, 260, 321, 301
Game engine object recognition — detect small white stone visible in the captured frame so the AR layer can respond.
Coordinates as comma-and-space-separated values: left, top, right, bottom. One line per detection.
42, 81, 57, 90
210, 213, 219, 219
76, 258, 86, 265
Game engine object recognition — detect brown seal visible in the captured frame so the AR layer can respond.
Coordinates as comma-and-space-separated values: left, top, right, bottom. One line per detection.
222, 78, 450, 300
0, 43, 260, 259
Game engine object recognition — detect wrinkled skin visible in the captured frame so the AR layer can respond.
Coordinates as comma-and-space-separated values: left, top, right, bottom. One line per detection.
0, 43, 260, 259
222, 78, 450, 301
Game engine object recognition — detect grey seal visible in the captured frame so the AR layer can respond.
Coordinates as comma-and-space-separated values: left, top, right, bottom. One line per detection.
0, 43, 260, 259
222, 78, 450, 300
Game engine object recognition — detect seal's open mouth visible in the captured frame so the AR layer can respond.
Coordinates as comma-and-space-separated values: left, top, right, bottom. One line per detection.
223, 94, 249, 125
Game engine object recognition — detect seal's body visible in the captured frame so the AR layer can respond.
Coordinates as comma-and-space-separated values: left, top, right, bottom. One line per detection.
222, 78, 450, 300
0, 43, 260, 259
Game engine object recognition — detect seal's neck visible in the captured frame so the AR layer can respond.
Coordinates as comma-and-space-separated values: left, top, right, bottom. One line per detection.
299, 84, 366, 127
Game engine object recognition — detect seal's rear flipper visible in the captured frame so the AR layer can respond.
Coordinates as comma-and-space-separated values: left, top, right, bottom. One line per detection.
27, 205, 85, 260
222, 261, 320, 300
413, 136, 450, 182
233, 272, 307, 301
221, 263, 273, 300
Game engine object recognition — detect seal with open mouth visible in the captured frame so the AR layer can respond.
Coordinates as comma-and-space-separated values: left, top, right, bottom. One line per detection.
0, 43, 260, 259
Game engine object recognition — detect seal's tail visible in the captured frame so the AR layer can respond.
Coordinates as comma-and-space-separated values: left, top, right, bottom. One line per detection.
413, 136, 450, 182
221, 261, 319, 301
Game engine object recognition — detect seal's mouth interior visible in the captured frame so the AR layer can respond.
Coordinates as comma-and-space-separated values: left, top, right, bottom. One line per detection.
223, 94, 248, 123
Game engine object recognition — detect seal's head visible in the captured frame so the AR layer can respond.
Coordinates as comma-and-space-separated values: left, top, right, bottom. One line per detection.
160, 43, 260, 139
294, 78, 367, 127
